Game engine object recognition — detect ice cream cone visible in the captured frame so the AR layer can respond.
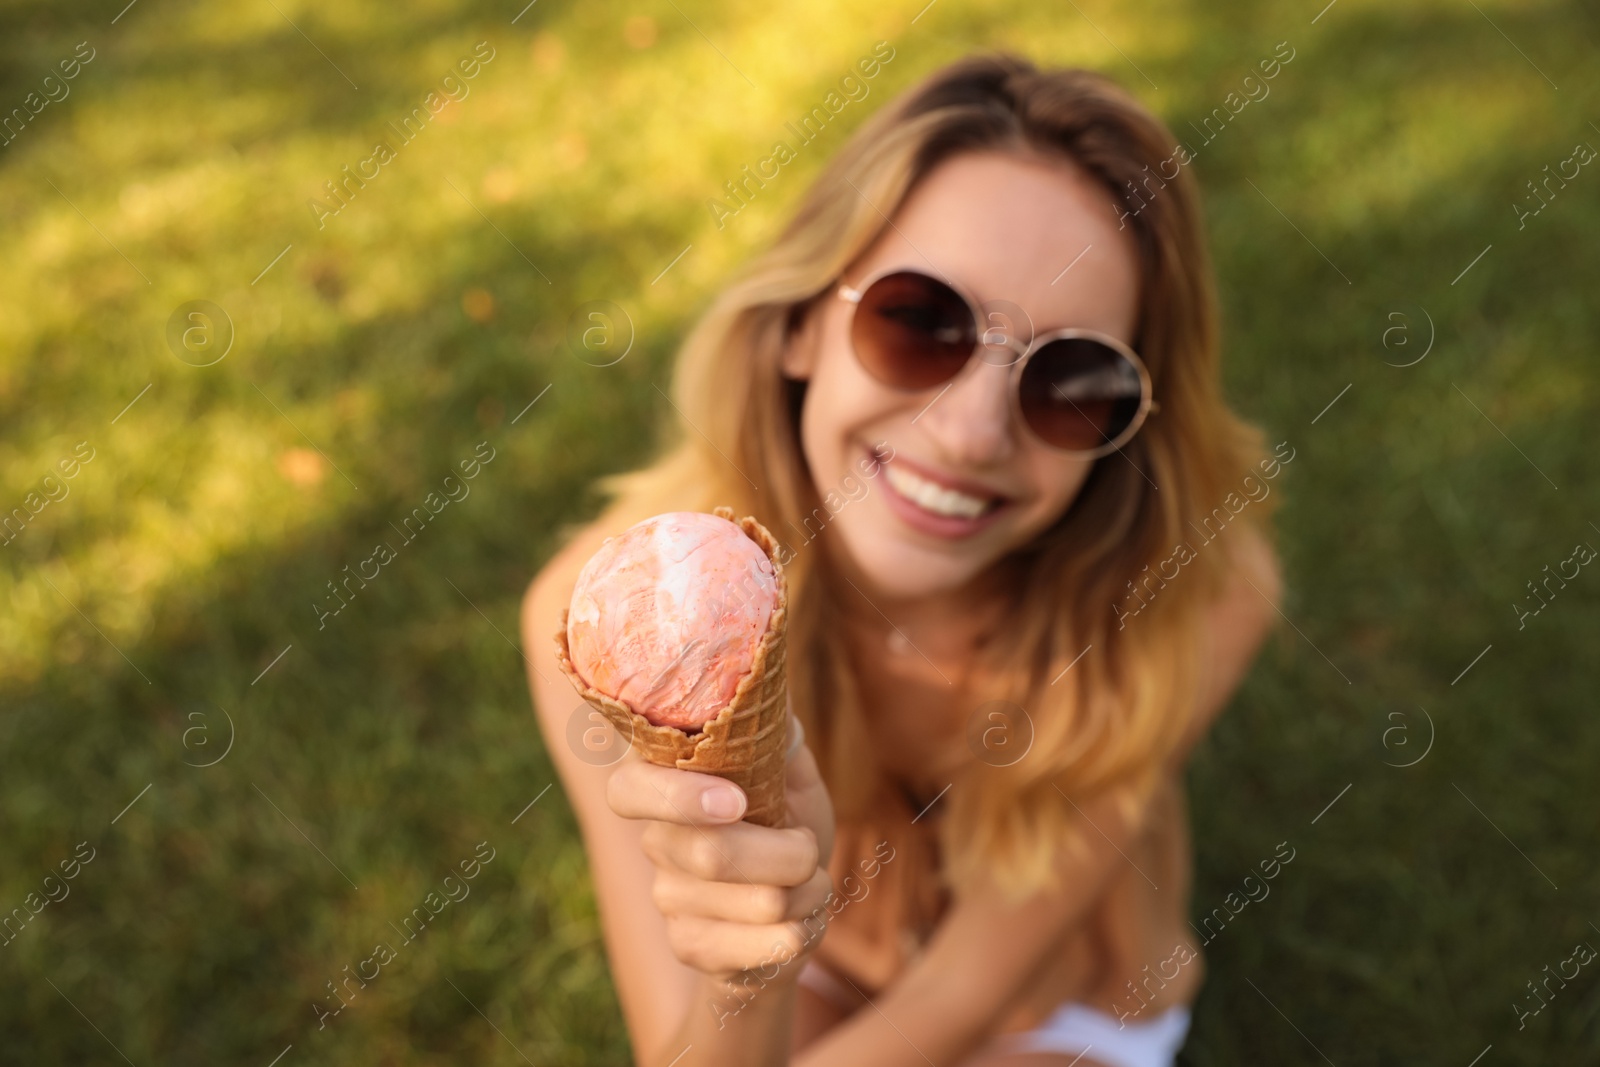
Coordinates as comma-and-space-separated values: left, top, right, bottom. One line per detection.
554, 507, 791, 827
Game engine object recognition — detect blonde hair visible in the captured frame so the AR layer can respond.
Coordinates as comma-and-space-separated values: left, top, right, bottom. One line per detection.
573, 52, 1274, 904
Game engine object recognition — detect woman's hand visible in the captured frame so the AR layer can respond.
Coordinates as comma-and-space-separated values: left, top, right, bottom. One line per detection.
606, 715, 836, 984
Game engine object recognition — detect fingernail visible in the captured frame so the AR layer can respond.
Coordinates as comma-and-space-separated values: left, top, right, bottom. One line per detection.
702, 787, 745, 820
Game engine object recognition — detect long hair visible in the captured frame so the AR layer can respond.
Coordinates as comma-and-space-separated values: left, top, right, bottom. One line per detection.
571, 52, 1274, 904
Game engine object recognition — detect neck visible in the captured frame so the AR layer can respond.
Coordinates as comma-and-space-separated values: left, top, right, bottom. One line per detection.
828, 545, 1020, 657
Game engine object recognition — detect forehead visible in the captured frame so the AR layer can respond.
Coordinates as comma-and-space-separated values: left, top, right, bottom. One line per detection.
850, 150, 1142, 344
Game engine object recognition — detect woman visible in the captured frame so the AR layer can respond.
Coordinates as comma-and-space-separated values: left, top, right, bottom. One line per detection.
522, 52, 1282, 1067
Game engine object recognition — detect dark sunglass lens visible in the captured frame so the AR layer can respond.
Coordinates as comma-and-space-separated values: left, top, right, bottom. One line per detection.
853, 271, 976, 390
1019, 338, 1144, 451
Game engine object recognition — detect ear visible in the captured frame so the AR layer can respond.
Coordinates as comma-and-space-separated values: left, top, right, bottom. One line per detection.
779, 300, 822, 381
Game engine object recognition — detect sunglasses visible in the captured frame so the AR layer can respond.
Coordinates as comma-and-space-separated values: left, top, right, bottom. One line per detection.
835, 268, 1156, 457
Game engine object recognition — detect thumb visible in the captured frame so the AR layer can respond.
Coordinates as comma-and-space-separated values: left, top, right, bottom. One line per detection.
782, 708, 834, 863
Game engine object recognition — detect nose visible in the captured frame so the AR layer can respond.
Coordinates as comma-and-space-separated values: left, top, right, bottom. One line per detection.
916, 356, 1017, 467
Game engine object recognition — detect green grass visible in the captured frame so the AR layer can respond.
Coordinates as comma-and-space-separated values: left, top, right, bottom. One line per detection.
2, 0, 1597, 1062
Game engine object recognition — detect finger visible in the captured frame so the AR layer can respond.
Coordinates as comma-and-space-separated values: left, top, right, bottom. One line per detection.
606, 756, 748, 826
640, 820, 819, 887
783, 738, 834, 863
650, 861, 833, 926
651, 867, 793, 925
783, 866, 835, 922
664, 913, 822, 977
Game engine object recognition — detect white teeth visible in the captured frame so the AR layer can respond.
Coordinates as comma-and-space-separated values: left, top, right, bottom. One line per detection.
883, 462, 997, 519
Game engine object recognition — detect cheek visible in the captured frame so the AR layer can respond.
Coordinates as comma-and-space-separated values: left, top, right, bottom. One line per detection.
798, 337, 904, 485
1015, 456, 1094, 532
1046, 457, 1094, 507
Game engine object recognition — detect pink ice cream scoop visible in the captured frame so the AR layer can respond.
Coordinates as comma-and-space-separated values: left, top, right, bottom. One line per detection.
565, 511, 779, 731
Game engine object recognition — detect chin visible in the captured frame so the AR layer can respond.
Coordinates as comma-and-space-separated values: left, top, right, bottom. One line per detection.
827, 497, 999, 601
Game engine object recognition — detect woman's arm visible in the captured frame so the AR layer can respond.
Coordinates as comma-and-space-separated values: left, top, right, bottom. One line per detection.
792, 782, 1150, 1067
523, 530, 702, 1054
605, 752, 835, 1067
522, 525, 834, 1067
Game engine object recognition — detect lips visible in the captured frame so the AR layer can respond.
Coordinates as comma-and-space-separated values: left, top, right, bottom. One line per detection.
875, 449, 1013, 539
883, 462, 998, 519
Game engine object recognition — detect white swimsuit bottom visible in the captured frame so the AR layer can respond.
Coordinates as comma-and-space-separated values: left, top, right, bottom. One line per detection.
984, 1000, 1192, 1067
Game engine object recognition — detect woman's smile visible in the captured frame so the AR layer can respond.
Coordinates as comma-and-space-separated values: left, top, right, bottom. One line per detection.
877, 450, 1014, 539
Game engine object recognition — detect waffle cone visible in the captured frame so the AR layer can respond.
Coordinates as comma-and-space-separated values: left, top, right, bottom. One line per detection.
553, 507, 791, 827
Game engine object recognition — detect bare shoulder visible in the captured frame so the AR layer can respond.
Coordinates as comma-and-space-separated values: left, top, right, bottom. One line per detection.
520, 516, 613, 658
1172, 522, 1283, 768
520, 516, 608, 700
520, 516, 622, 826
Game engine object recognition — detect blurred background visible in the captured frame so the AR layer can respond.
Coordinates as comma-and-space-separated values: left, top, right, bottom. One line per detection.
2, 0, 1597, 1063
